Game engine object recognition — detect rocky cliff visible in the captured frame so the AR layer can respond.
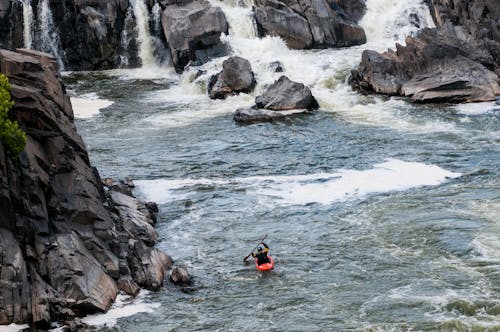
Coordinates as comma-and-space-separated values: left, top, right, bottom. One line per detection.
0, 0, 368, 72
351, 0, 500, 103
0, 48, 173, 328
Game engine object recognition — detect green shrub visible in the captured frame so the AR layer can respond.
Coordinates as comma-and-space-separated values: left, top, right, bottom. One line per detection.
0, 74, 26, 158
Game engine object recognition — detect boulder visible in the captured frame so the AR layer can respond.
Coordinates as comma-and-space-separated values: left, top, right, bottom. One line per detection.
208, 56, 256, 99
170, 266, 192, 287
162, 0, 229, 72
255, 75, 319, 110
352, 28, 500, 103
253, 0, 366, 49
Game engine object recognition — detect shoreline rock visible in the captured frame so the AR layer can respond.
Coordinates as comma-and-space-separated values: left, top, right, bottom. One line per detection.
0, 48, 178, 328
351, 0, 500, 103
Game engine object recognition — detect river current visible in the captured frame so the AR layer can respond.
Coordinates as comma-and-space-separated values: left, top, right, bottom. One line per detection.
64, 0, 499, 330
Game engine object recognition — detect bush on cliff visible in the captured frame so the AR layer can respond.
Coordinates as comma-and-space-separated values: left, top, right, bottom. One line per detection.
0, 74, 26, 158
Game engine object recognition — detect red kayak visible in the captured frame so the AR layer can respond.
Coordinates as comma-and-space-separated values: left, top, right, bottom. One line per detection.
255, 255, 275, 271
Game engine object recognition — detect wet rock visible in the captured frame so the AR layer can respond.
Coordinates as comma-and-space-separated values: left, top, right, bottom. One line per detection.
253, 0, 366, 49
234, 106, 310, 124
269, 61, 284, 72
354, 29, 500, 102
352, 0, 500, 103
0, 48, 174, 326
208, 56, 256, 99
170, 266, 192, 287
162, 0, 229, 72
255, 76, 319, 110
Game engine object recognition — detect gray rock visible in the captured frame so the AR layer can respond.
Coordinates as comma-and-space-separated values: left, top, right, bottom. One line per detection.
269, 61, 284, 72
0, 49, 175, 326
208, 56, 256, 99
170, 266, 192, 286
234, 107, 310, 123
253, 0, 366, 49
255, 76, 319, 110
353, 28, 500, 103
162, 0, 229, 72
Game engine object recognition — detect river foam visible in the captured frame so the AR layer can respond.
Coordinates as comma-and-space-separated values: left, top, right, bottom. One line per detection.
70, 93, 114, 119
136, 159, 461, 205
81, 291, 160, 328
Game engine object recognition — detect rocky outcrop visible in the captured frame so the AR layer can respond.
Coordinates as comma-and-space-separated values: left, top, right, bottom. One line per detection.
351, 0, 500, 103
208, 56, 256, 99
0, 48, 174, 327
234, 75, 318, 123
253, 0, 366, 49
162, 0, 229, 73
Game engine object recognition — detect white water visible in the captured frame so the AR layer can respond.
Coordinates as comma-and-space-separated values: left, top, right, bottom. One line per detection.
453, 101, 499, 115
19, 0, 34, 49
70, 93, 114, 119
81, 291, 160, 328
130, 0, 156, 67
135, 159, 461, 206
0, 324, 29, 332
38, 0, 65, 70
151, 2, 162, 36
142, 0, 441, 132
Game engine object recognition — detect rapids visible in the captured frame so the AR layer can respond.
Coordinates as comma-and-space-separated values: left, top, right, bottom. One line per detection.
65, 0, 500, 330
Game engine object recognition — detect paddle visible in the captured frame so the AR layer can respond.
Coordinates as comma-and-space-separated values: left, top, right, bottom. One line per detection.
243, 234, 268, 262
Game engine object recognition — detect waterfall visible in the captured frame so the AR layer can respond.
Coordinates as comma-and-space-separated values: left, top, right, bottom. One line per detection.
152, 3, 162, 36
130, 0, 156, 67
360, 0, 435, 44
20, 0, 34, 49
119, 6, 134, 67
38, 0, 65, 70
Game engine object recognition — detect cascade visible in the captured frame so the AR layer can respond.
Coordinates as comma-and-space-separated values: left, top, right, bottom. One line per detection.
119, 6, 134, 67
152, 3, 162, 36
19, 0, 34, 49
360, 0, 435, 44
130, 0, 156, 67
38, 0, 65, 70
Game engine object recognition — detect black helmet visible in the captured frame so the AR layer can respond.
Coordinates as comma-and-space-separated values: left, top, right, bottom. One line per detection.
257, 245, 264, 252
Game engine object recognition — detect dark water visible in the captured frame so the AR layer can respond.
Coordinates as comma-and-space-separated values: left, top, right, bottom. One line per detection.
65, 66, 500, 331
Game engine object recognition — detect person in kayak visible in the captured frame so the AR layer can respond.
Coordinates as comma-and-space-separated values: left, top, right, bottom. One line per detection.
252, 242, 270, 265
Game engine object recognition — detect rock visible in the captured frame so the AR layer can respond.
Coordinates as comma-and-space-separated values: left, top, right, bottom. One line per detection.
208, 56, 256, 99
0, 48, 174, 326
269, 61, 284, 72
234, 106, 310, 123
254, 0, 314, 49
162, 0, 229, 72
352, 0, 500, 103
402, 56, 499, 103
253, 0, 366, 49
353, 28, 500, 103
170, 266, 192, 287
255, 76, 319, 110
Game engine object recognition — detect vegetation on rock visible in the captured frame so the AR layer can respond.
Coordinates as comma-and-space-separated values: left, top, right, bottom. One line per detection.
0, 74, 26, 158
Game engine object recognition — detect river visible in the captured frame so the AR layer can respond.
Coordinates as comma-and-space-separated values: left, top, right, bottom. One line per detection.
65, 0, 500, 330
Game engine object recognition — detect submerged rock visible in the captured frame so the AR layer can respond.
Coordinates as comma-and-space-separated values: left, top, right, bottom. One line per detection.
208, 56, 256, 99
162, 0, 229, 73
170, 266, 192, 287
234, 107, 310, 123
255, 76, 319, 110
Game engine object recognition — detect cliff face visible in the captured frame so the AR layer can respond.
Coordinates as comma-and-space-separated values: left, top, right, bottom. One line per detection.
0, 48, 172, 327
351, 0, 500, 103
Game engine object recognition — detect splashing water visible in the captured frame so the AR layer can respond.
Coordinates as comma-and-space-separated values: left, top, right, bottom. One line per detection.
38, 0, 65, 69
130, 0, 156, 68
19, 0, 34, 49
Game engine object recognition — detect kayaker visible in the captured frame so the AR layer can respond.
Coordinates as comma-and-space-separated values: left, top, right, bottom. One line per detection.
252, 242, 270, 265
